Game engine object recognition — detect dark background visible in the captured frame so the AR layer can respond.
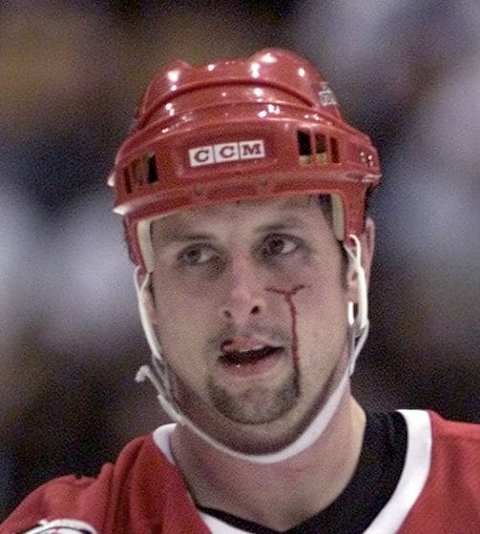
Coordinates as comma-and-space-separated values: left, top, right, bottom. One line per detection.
1, 0, 480, 520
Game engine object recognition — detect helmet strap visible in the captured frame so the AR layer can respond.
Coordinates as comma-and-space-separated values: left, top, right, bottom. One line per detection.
345, 235, 370, 374
133, 235, 369, 463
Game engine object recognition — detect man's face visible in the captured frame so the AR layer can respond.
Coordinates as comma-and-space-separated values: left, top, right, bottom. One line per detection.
148, 195, 360, 452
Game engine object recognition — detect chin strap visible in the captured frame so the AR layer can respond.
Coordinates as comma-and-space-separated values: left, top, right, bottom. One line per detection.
134, 234, 369, 464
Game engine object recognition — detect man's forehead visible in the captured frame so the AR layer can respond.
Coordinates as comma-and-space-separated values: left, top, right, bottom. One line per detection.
155, 195, 320, 228
149, 194, 327, 244
147, 193, 338, 256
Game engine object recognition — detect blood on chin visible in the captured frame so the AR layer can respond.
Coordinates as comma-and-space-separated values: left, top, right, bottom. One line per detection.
204, 355, 347, 452
171, 353, 347, 455
168, 356, 321, 453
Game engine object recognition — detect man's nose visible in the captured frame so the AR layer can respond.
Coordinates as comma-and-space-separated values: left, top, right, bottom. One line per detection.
219, 255, 266, 324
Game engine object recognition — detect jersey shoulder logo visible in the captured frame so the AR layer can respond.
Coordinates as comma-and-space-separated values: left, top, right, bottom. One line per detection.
18, 518, 97, 534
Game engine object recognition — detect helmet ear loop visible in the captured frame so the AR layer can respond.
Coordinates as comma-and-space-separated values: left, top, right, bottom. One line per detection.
343, 235, 370, 375
133, 267, 163, 358
133, 267, 185, 424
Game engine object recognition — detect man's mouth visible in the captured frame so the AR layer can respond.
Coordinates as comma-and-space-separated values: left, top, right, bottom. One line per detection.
220, 345, 284, 366
219, 336, 285, 369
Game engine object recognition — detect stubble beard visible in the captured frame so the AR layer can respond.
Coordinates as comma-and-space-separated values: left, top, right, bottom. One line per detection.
207, 367, 299, 425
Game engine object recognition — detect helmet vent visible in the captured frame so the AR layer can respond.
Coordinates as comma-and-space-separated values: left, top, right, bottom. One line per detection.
146, 153, 159, 184
314, 134, 328, 163
123, 153, 158, 194
297, 130, 312, 164
330, 137, 340, 163
298, 130, 331, 165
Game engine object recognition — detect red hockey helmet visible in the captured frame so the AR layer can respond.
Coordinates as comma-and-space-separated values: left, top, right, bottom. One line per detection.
108, 49, 381, 273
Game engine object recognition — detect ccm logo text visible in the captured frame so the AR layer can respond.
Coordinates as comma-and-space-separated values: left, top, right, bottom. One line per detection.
189, 139, 265, 167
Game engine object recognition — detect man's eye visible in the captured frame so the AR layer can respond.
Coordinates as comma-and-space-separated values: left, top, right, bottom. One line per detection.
262, 235, 298, 257
178, 245, 216, 266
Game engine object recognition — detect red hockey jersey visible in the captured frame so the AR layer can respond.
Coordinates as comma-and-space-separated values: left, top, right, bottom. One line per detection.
2, 410, 480, 533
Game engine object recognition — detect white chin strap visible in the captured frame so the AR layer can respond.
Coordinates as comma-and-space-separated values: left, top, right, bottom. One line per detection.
134, 234, 369, 464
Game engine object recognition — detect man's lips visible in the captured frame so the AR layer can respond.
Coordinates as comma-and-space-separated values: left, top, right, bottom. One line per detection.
221, 335, 282, 353
219, 346, 284, 366
219, 336, 285, 366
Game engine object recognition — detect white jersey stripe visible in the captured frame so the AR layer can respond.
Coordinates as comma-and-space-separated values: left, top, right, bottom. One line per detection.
153, 410, 433, 533
364, 410, 432, 533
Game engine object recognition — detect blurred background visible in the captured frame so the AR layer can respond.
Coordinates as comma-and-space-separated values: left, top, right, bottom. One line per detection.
1, 0, 479, 519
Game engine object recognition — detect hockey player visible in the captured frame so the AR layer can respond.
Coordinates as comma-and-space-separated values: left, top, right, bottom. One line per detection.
3, 49, 480, 533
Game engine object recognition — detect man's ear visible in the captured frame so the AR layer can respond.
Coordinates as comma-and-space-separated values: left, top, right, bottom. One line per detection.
346, 217, 376, 300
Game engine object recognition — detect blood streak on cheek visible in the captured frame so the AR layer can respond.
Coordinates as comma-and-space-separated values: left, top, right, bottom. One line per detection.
265, 285, 308, 380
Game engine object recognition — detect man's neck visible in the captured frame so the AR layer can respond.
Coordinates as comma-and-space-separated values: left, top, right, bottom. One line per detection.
170, 395, 366, 532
